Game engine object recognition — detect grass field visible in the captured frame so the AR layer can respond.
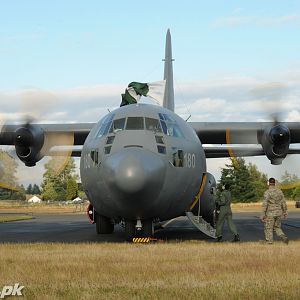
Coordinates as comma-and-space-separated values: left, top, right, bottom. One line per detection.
1, 242, 300, 300
0, 215, 33, 223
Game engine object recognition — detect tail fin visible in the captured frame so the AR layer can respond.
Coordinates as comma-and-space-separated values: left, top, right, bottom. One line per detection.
163, 29, 175, 111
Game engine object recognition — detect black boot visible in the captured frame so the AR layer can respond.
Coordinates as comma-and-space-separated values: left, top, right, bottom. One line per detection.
232, 234, 240, 242
217, 236, 222, 242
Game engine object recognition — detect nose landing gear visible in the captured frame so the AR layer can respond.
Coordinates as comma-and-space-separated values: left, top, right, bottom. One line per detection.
125, 219, 154, 241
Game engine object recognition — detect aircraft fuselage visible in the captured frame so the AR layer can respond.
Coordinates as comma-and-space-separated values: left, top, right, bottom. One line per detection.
80, 103, 206, 222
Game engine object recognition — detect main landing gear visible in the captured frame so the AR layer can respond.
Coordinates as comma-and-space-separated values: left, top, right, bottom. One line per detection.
95, 212, 114, 234
125, 219, 154, 241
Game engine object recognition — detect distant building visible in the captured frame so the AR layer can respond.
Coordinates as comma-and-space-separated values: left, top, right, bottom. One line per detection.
28, 195, 42, 203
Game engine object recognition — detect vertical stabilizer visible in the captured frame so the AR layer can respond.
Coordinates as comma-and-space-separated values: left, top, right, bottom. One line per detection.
163, 29, 175, 111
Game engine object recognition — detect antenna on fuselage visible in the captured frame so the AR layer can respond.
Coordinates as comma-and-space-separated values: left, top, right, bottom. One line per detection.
185, 114, 191, 122
162, 29, 175, 112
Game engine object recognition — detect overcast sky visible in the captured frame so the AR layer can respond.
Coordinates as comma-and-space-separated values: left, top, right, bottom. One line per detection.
1, 1, 300, 186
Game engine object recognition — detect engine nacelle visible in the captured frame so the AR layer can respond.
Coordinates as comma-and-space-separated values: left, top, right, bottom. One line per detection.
259, 124, 290, 165
191, 172, 216, 226
14, 124, 45, 167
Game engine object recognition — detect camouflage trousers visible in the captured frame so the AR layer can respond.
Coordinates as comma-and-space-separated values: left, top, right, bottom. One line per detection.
264, 216, 286, 243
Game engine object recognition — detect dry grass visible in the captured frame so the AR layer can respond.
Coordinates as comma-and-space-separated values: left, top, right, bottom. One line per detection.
232, 200, 299, 212
0, 215, 33, 223
1, 242, 300, 299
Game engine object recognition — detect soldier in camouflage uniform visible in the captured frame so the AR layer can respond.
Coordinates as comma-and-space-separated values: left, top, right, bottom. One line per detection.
261, 177, 288, 244
215, 183, 240, 242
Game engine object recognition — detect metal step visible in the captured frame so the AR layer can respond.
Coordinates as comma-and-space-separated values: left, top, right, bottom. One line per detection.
186, 212, 216, 239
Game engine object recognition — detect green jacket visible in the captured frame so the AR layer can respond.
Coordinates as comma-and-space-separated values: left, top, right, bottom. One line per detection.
216, 190, 232, 214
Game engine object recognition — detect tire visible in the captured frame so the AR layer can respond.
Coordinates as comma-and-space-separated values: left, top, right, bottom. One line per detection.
296, 201, 300, 208
125, 220, 136, 241
95, 213, 114, 234
142, 219, 153, 237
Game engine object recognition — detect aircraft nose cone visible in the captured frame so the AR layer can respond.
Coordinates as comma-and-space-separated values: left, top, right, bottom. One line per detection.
115, 153, 147, 193
103, 148, 165, 194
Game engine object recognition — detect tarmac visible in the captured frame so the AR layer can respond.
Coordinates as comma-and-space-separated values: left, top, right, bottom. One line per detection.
0, 212, 299, 243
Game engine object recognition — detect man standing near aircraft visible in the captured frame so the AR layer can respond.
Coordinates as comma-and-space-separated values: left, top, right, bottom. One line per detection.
215, 184, 240, 242
261, 178, 288, 244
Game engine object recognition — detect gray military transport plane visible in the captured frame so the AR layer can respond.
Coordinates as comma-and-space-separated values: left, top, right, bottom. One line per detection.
1, 29, 300, 240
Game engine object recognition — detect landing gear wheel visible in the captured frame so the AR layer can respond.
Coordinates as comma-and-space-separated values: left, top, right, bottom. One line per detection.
142, 219, 154, 237
125, 220, 136, 241
95, 213, 114, 234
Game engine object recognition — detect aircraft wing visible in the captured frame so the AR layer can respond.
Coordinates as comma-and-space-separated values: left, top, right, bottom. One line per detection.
203, 146, 300, 158
0, 123, 95, 145
190, 122, 300, 164
0, 123, 96, 166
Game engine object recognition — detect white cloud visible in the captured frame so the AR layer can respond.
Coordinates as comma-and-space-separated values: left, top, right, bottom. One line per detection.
287, 109, 300, 121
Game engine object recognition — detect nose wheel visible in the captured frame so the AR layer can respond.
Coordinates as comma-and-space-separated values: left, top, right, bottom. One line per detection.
125, 219, 154, 241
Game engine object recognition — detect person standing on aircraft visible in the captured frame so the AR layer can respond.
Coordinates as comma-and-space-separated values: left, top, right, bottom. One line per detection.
215, 183, 240, 242
261, 178, 288, 244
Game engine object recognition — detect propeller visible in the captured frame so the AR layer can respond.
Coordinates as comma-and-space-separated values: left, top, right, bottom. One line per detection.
227, 81, 300, 189
0, 88, 75, 193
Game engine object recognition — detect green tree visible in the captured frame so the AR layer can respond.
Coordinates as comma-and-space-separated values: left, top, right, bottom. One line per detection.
0, 151, 23, 200
0, 151, 19, 199
10, 184, 26, 200
26, 184, 33, 194
66, 178, 78, 200
280, 171, 299, 198
32, 184, 41, 195
218, 158, 267, 202
248, 163, 268, 199
292, 187, 300, 201
41, 157, 77, 201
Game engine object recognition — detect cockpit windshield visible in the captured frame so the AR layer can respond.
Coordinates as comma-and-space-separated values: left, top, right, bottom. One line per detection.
126, 117, 144, 130
96, 115, 168, 137
158, 113, 183, 138
145, 117, 162, 133
96, 114, 114, 137
109, 118, 126, 133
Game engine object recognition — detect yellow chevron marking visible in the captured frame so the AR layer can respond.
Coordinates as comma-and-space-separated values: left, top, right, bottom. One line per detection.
190, 174, 207, 210
132, 237, 152, 243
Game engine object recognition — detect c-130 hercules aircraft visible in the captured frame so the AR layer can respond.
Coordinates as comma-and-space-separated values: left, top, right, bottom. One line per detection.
1, 29, 300, 240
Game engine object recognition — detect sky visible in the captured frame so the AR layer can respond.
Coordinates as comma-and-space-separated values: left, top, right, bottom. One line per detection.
1, 0, 300, 186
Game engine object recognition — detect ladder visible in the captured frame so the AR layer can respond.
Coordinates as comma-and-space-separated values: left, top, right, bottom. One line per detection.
186, 212, 216, 239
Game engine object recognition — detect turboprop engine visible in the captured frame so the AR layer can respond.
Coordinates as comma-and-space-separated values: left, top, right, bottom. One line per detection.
14, 124, 45, 167
259, 124, 290, 165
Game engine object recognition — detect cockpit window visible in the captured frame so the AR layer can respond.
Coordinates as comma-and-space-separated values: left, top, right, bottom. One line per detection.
167, 123, 183, 137
126, 117, 144, 130
145, 118, 162, 133
158, 113, 183, 138
109, 118, 126, 133
163, 114, 175, 122
96, 114, 114, 137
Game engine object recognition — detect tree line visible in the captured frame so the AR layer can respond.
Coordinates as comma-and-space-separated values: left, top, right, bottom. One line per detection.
0, 150, 80, 201
218, 158, 300, 202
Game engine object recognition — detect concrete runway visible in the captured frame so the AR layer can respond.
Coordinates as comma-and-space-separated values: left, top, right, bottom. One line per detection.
0, 212, 300, 243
